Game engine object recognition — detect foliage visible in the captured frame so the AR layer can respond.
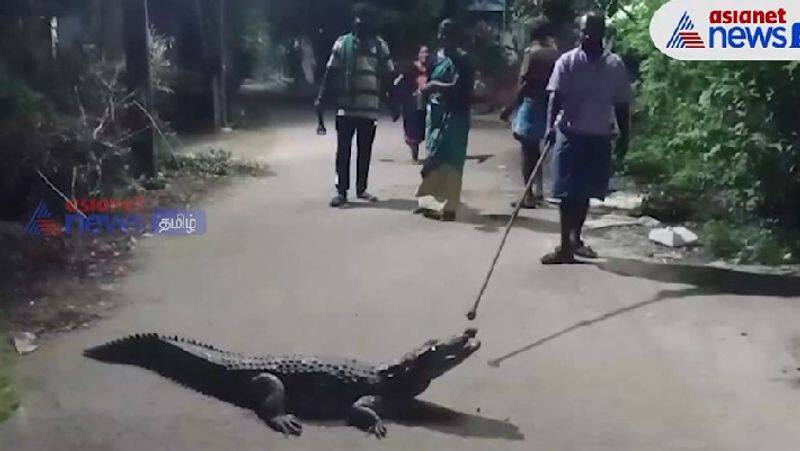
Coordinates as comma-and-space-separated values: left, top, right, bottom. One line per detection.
610, 1, 800, 227
149, 26, 176, 95
160, 149, 270, 178
0, 335, 19, 423
703, 220, 795, 265
378, 0, 447, 59
514, 0, 800, 263
0, 61, 143, 218
0, 73, 45, 126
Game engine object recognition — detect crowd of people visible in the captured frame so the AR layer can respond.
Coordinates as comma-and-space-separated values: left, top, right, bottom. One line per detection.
315, 4, 632, 265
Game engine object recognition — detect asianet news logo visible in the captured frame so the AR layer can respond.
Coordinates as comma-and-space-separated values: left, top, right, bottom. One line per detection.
651, 0, 800, 60
25, 197, 206, 237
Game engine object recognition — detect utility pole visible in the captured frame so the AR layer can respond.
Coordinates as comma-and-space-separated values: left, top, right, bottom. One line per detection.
122, 0, 156, 179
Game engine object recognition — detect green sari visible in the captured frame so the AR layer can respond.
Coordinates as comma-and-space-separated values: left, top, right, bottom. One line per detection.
416, 49, 472, 215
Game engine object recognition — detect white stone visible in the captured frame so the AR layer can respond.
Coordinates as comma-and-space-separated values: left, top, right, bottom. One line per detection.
590, 191, 644, 211
649, 226, 698, 247
584, 214, 640, 230
11, 332, 38, 355
637, 216, 662, 228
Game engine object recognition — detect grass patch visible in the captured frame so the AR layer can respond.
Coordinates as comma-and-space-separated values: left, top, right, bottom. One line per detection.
0, 337, 20, 423
160, 149, 272, 178
702, 220, 797, 265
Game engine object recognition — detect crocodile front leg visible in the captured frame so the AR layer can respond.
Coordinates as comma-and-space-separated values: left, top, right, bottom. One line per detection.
248, 373, 303, 436
349, 395, 390, 438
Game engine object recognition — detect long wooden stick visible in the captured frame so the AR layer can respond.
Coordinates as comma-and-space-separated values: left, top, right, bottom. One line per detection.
467, 142, 552, 321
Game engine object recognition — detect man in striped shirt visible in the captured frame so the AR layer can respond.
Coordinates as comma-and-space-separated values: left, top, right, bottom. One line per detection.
316, 3, 396, 208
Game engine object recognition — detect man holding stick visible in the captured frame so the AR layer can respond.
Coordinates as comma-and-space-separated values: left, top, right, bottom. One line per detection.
541, 13, 632, 264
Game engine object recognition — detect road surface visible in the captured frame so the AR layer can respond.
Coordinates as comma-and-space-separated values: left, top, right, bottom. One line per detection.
2, 105, 800, 451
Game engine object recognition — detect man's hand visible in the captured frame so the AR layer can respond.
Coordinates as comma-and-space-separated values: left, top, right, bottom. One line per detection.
544, 127, 557, 147
315, 98, 327, 136
614, 132, 629, 167
613, 103, 630, 166
499, 106, 513, 122
420, 82, 435, 97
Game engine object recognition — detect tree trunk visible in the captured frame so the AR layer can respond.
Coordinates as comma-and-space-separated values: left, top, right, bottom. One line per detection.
122, 0, 156, 179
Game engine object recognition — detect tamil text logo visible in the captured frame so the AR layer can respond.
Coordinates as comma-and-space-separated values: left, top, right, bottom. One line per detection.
25, 198, 207, 237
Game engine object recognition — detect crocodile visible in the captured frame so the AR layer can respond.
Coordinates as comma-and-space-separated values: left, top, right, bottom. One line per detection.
84, 328, 480, 438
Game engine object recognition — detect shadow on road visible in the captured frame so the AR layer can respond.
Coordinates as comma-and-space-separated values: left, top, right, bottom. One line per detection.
347, 198, 560, 234
465, 154, 494, 164
388, 399, 524, 440
304, 400, 524, 440
597, 258, 800, 298
487, 258, 800, 367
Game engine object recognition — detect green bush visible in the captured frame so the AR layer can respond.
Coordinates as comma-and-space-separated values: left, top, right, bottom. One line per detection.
0, 338, 19, 423
603, 1, 800, 264
703, 220, 795, 265
0, 73, 44, 126
610, 1, 800, 224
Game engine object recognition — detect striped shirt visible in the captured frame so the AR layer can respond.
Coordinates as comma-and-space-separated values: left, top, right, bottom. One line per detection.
326, 33, 394, 120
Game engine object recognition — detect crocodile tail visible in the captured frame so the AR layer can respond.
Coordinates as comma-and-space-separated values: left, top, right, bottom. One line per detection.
83, 334, 206, 380
84, 334, 240, 405
83, 333, 164, 365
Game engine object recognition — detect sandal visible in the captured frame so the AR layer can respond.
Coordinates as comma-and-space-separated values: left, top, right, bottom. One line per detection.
511, 200, 538, 209
422, 210, 455, 222
573, 241, 599, 259
357, 192, 379, 202
541, 247, 577, 265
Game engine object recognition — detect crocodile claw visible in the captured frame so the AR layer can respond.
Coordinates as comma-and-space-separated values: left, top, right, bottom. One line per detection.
269, 414, 303, 436
369, 421, 387, 439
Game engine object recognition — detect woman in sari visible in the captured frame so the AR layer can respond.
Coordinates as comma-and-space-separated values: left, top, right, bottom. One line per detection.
394, 45, 430, 162
415, 19, 474, 221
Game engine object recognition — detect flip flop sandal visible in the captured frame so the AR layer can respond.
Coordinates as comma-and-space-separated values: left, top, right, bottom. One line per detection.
357, 192, 379, 202
541, 247, 577, 265
511, 200, 538, 209
574, 242, 599, 259
422, 210, 445, 221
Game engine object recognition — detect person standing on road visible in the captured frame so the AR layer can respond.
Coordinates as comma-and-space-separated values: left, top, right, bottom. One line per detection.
415, 19, 475, 222
394, 45, 431, 163
500, 18, 558, 209
541, 13, 632, 264
316, 3, 396, 208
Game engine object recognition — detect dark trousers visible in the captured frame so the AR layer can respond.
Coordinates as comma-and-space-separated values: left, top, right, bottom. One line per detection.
335, 116, 377, 195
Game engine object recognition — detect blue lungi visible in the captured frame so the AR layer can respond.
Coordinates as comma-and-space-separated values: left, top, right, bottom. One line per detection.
512, 97, 547, 141
550, 129, 612, 201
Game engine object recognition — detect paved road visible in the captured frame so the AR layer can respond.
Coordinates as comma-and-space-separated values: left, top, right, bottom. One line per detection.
3, 106, 800, 451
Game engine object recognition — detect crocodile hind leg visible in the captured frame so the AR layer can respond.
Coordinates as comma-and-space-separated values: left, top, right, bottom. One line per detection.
349, 395, 389, 438
248, 373, 303, 436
